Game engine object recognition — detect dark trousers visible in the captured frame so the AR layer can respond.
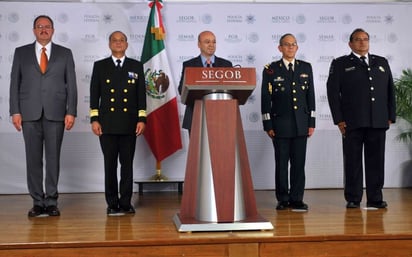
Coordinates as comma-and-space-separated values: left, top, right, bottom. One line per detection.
343, 128, 386, 203
273, 136, 307, 203
22, 116, 64, 207
99, 134, 137, 208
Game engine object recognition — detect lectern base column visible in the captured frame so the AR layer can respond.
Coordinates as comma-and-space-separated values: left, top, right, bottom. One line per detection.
174, 98, 273, 232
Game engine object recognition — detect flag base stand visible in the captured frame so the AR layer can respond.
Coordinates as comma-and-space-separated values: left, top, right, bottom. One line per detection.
149, 169, 168, 181
173, 213, 273, 232
149, 162, 168, 181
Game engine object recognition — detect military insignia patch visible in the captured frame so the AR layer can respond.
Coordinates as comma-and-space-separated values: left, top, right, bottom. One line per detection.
128, 72, 139, 79
264, 64, 274, 75
345, 66, 355, 72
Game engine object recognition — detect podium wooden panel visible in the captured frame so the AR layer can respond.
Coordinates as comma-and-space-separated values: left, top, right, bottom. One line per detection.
174, 67, 273, 232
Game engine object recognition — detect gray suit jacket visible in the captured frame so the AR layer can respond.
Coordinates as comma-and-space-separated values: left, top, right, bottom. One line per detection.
9, 42, 77, 121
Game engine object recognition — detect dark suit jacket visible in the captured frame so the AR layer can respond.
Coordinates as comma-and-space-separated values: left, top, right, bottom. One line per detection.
9, 42, 77, 120
178, 55, 233, 130
327, 53, 396, 129
261, 59, 316, 137
89, 57, 146, 135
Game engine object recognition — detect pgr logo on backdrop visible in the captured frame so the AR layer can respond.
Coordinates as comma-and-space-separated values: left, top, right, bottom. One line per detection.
225, 34, 243, 43
83, 55, 100, 63
81, 34, 99, 43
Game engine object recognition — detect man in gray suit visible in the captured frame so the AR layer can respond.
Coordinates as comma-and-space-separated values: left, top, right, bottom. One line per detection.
9, 15, 78, 217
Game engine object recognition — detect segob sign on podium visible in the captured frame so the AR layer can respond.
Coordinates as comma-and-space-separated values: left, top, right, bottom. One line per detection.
174, 67, 273, 232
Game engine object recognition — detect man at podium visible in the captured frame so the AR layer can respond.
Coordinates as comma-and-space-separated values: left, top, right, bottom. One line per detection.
178, 30, 232, 135
261, 33, 316, 211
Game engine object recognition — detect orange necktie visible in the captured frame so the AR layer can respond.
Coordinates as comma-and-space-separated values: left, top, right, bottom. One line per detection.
40, 47, 48, 74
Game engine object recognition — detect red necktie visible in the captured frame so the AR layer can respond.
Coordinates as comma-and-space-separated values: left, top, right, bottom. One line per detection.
40, 47, 48, 74
206, 59, 211, 67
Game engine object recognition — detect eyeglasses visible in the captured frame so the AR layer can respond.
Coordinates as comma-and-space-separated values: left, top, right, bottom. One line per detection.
281, 42, 297, 47
35, 25, 53, 30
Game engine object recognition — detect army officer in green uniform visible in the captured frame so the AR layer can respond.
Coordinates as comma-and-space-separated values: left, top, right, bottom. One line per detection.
90, 31, 146, 216
261, 33, 315, 211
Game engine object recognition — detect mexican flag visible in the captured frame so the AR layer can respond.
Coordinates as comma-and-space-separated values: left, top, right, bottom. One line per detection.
141, 0, 182, 162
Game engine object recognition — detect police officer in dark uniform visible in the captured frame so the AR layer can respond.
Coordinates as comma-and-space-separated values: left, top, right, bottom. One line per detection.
261, 33, 315, 211
90, 31, 147, 216
327, 28, 396, 209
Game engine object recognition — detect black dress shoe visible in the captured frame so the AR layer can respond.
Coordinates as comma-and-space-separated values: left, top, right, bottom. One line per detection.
367, 201, 388, 209
346, 201, 360, 208
276, 201, 289, 210
290, 201, 308, 211
120, 206, 136, 214
107, 207, 124, 216
28, 205, 44, 217
46, 206, 61, 216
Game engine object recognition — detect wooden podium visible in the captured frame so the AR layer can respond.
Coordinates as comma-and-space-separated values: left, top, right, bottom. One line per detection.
173, 67, 273, 232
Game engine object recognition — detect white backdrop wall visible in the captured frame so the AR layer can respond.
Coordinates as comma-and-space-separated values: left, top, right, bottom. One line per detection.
0, 2, 411, 194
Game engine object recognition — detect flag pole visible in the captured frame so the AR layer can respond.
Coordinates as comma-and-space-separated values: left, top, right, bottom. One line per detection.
142, 0, 182, 181
150, 161, 168, 181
